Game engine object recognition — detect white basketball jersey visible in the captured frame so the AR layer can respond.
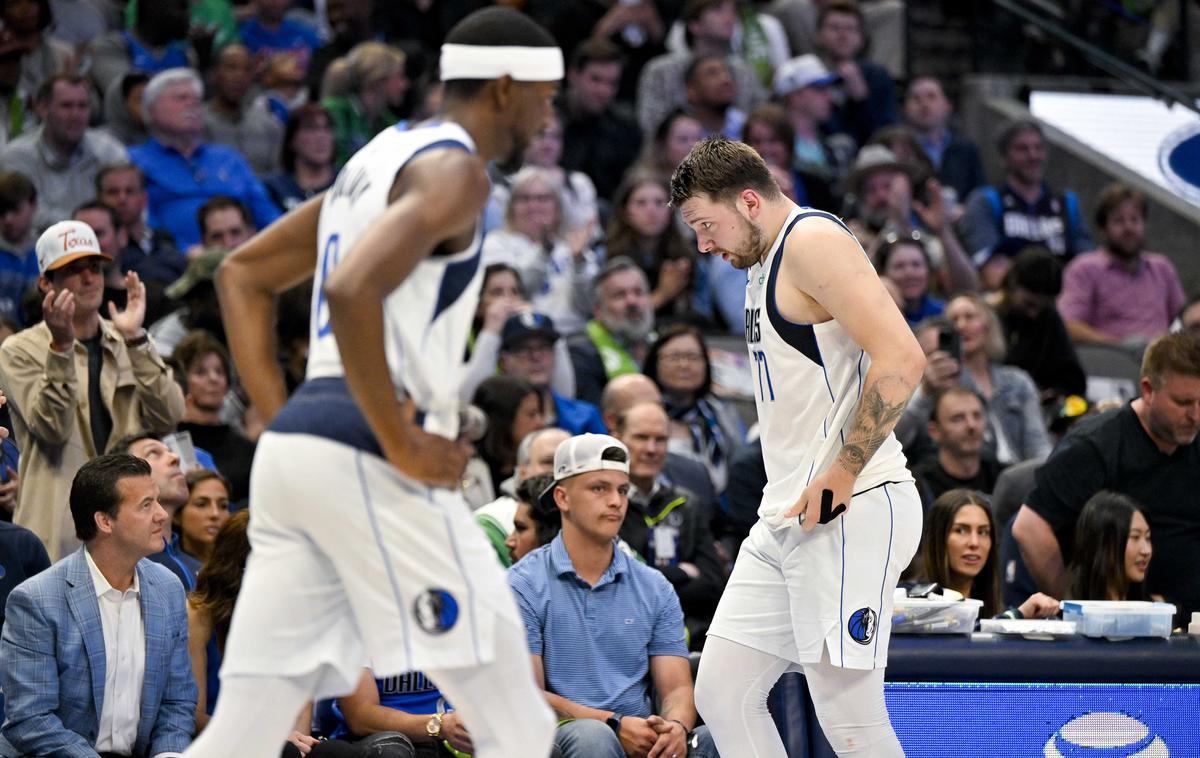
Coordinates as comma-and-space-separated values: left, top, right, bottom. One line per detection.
306, 121, 484, 438
745, 206, 912, 531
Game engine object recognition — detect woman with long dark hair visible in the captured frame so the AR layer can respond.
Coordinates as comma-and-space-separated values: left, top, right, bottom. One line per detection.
643, 323, 745, 493
265, 103, 336, 212
605, 171, 702, 325
1067, 491, 1153, 602
173, 469, 232, 577
471, 375, 545, 500
187, 510, 251, 732
921, 489, 1058, 619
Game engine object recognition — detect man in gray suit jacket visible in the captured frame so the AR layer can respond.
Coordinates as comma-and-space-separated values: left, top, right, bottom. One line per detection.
0, 453, 196, 758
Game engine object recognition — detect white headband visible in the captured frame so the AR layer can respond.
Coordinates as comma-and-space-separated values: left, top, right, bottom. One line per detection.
440, 44, 564, 82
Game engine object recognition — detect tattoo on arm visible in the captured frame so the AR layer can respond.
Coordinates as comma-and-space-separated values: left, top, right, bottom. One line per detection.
836, 373, 912, 477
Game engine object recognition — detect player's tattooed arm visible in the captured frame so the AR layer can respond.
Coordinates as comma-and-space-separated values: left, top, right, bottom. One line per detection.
835, 372, 914, 477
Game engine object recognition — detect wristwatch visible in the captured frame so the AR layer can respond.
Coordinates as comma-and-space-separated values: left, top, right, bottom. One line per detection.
426, 713, 443, 738
605, 713, 623, 736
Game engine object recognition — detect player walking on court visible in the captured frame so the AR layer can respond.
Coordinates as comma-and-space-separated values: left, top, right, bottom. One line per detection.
671, 137, 926, 756
184, 9, 562, 758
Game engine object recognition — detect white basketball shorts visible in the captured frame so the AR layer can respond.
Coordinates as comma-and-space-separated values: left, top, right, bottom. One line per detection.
707, 480, 922, 670
218, 431, 521, 699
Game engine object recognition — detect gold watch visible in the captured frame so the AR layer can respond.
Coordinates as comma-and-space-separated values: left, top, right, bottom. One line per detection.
426, 713, 443, 738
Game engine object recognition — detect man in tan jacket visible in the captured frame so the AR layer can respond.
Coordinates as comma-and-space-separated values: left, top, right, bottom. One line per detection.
0, 219, 183, 560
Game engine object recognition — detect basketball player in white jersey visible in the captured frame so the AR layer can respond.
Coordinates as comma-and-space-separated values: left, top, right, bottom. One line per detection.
671, 137, 926, 756
184, 9, 562, 758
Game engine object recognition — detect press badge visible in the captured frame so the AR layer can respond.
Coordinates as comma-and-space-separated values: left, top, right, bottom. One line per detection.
653, 525, 678, 564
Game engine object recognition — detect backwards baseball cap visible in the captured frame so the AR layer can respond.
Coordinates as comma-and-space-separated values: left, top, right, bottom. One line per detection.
36, 220, 110, 275
501, 311, 560, 352
773, 54, 838, 97
538, 433, 630, 510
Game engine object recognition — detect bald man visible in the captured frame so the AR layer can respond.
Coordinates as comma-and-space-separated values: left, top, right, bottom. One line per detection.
599, 372, 721, 531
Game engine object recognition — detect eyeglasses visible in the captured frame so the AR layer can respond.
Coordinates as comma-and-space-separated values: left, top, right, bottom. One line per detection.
660, 351, 705, 365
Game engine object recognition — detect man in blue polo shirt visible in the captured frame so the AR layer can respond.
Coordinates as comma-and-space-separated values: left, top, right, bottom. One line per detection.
508, 434, 719, 758
129, 68, 281, 251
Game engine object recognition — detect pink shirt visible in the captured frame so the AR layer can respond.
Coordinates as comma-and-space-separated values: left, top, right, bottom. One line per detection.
1057, 249, 1186, 341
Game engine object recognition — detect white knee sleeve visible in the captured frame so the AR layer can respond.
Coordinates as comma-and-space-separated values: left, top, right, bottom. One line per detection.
694, 636, 791, 758
802, 656, 903, 757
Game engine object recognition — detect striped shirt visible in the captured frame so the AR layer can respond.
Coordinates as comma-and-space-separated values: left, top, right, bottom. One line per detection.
507, 533, 687, 718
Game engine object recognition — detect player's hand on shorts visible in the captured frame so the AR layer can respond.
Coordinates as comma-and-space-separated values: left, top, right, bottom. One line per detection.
285, 731, 320, 756
788, 466, 854, 533
646, 715, 689, 758
441, 711, 474, 753
617, 715, 660, 757
391, 399, 468, 488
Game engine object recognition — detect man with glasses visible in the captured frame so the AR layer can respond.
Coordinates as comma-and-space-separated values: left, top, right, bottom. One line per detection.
0, 220, 183, 560
499, 311, 606, 435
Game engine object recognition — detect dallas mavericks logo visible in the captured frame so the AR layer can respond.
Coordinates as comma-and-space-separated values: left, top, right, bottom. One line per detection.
1045, 712, 1168, 757
848, 607, 877, 645
1158, 122, 1200, 205
413, 588, 459, 635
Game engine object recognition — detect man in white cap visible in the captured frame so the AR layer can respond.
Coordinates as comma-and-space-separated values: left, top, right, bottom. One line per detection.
772, 53, 855, 196
0, 219, 183, 561
194, 7, 564, 758
508, 433, 720, 758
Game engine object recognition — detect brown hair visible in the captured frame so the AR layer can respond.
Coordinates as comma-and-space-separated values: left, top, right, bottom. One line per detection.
605, 170, 692, 270
921, 489, 1000, 616
817, 0, 864, 30
189, 509, 251, 650
743, 104, 796, 166
1141, 330, 1200, 385
570, 37, 623, 72
280, 103, 333, 173
172, 329, 232, 382
1093, 182, 1147, 229
669, 136, 781, 208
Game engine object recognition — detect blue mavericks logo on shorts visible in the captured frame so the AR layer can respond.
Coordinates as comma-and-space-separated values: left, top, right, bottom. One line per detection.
848, 607, 877, 645
414, 588, 459, 635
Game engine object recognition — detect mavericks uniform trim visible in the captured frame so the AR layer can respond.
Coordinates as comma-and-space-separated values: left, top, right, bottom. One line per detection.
220, 122, 519, 697
705, 206, 921, 670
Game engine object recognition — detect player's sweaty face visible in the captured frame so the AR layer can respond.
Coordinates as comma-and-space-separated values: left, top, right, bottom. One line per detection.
681, 196, 764, 270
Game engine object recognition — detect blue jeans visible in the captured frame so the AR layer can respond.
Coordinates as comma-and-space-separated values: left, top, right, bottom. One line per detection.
554, 718, 720, 758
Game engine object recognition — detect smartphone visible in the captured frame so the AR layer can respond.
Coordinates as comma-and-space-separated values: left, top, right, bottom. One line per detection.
937, 326, 961, 362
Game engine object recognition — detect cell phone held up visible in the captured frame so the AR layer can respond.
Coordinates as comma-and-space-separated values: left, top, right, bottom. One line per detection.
937, 326, 961, 363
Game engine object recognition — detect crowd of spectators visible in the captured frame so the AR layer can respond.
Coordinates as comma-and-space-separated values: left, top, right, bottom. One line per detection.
0, 1, 1197, 756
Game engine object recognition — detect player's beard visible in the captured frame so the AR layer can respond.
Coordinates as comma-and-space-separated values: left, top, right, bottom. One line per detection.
724, 213, 767, 270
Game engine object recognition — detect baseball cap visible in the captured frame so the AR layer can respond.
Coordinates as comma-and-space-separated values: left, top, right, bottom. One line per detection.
165, 247, 230, 300
501, 311, 560, 352
538, 433, 630, 510
773, 54, 838, 97
36, 220, 110, 275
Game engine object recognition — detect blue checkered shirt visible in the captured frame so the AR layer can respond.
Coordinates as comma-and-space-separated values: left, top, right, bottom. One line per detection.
507, 534, 687, 718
